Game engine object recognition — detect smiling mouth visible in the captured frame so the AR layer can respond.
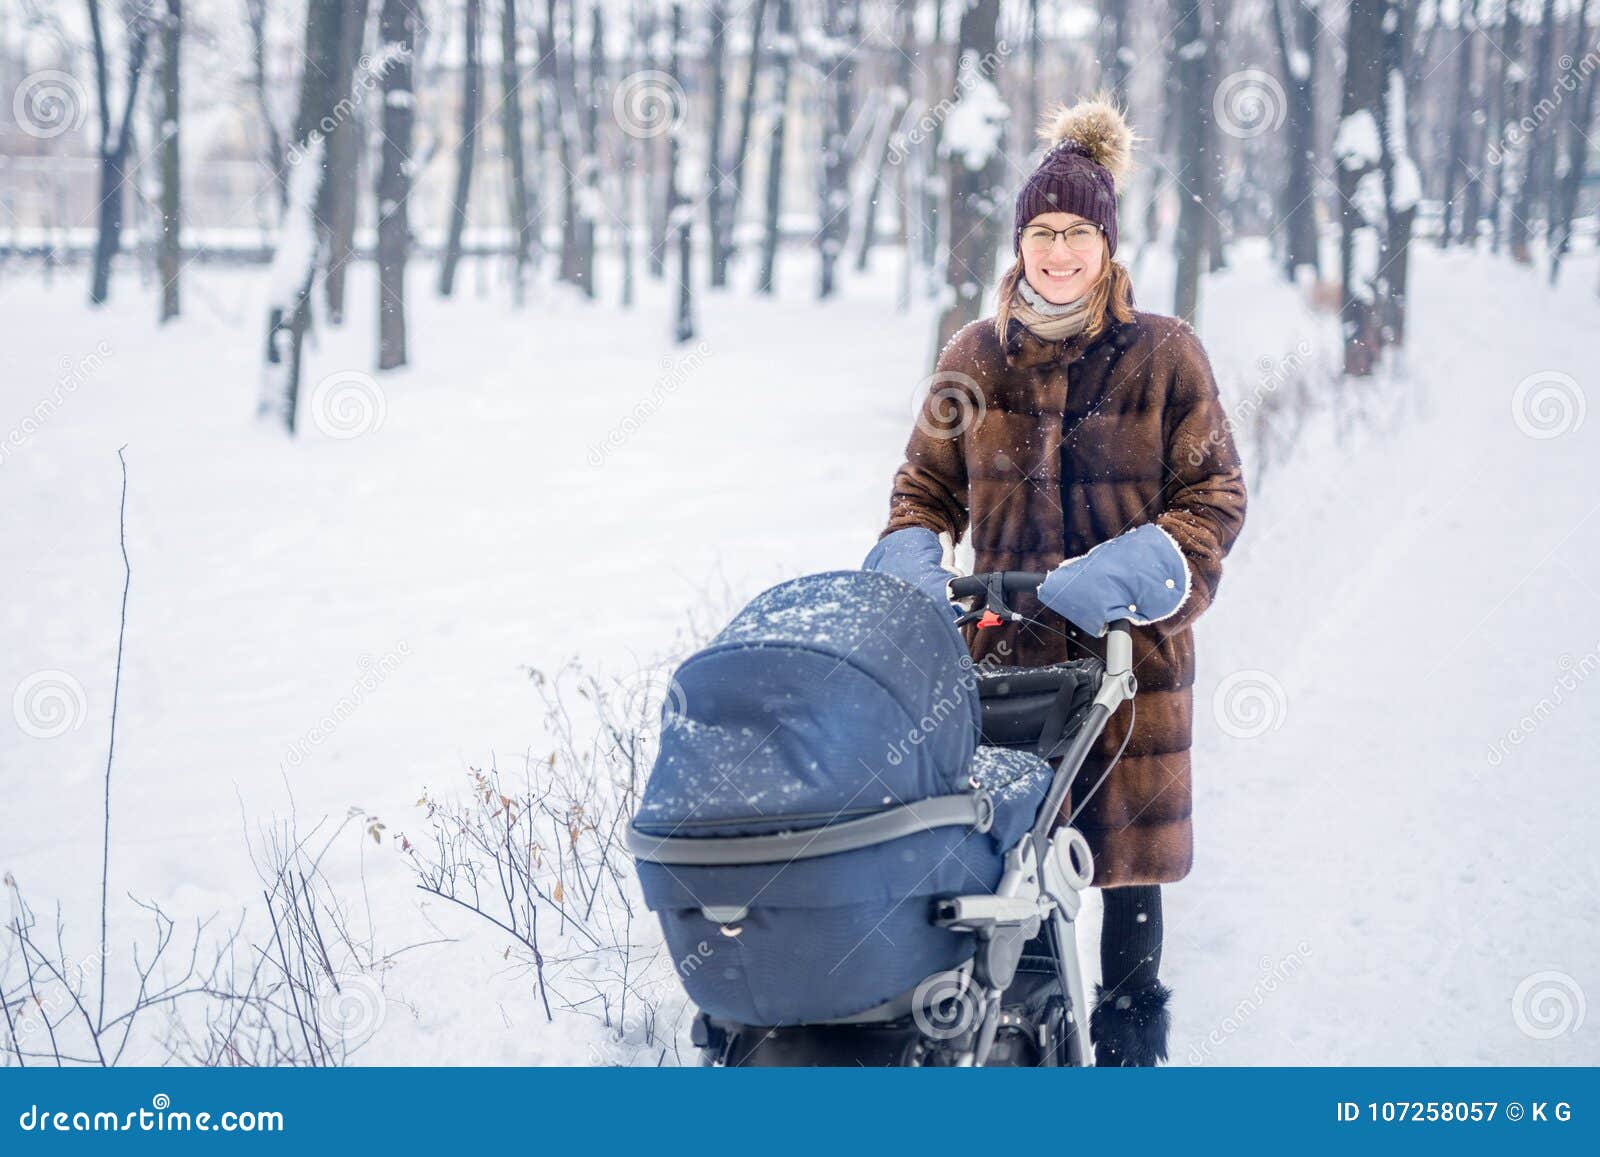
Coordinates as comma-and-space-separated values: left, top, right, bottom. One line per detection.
1041, 266, 1083, 281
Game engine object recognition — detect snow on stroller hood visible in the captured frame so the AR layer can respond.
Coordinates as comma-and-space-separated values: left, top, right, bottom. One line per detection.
635, 570, 980, 838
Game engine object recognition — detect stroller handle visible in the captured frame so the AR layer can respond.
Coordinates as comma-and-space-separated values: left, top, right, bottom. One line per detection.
947, 571, 1046, 600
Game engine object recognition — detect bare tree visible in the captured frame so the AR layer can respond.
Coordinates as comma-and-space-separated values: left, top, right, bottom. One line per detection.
1335, 0, 1387, 376
501, 0, 533, 304
576, 1, 603, 298
157, 0, 180, 323
933, 0, 1006, 353
715, 0, 770, 284
1378, 0, 1419, 347
323, 0, 372, 324
856, 0, 913, 272
706, 1, 730, 288
1439, 0, 1479, 248
1170, 0, 1209, 322
1489, 0, 1525, 254
817, 0, 857, 299
245, 0, 288, 212
86, 0, 153, 306
757, 0, 795, 295
1510, 0, 1558, 262
377, 0, 418, 370
1549, 0, 1597, 283
439, 0, 482, 298
669, 2, 695, 340
258, 0, 345, 433
1098, 0, 1131, 106
1271, 0, 1320, 280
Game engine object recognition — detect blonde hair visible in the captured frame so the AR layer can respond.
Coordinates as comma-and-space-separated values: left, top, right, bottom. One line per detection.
994, 237, 1135, 345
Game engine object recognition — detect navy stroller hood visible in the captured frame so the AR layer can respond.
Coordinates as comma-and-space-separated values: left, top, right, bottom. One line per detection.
634, 570, 981, 837
631, 571, 1051, 1026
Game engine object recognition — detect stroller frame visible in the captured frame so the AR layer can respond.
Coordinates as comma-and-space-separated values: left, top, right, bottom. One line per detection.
632, 572, 1138, 1067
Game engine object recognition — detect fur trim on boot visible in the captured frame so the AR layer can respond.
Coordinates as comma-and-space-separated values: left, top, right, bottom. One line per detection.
1090, 982, 1173, 1067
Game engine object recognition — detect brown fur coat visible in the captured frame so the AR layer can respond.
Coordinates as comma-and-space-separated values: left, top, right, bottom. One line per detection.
883, 312, 1247, 885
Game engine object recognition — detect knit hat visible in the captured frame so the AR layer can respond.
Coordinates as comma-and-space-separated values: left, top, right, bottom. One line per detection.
1013, 97, 1133, 256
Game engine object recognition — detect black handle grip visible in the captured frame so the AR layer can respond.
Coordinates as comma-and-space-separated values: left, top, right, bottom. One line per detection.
948, 571, 1047, 599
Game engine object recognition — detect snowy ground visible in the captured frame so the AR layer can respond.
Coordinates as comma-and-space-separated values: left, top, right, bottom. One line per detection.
2, 240, 1596, 1065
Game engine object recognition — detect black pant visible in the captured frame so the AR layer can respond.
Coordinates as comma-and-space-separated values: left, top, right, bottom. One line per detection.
1099, 884, 1162, 994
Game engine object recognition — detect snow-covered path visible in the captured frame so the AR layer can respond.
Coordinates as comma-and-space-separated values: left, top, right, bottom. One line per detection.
1175, 249, 1600, 1064
2, 244, 1595, 1063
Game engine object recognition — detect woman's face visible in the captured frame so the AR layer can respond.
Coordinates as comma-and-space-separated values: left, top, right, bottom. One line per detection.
1019, 211, 1106, 305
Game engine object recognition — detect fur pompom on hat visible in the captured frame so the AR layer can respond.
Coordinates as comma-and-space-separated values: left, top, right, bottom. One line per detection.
1014, 95, 1134, 256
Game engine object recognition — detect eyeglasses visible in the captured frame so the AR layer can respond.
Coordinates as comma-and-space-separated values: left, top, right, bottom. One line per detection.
1020, 223, 1103, 254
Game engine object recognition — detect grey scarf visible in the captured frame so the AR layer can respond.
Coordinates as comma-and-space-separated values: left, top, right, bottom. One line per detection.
1011, 276, 1093, 342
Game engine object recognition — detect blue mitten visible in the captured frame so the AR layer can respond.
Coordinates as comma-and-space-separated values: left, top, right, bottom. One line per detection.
862, 527, 960, 621
1037, 523, 1191, 637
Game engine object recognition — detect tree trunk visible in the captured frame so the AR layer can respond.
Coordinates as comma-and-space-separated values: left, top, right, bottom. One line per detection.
86, 1, 152, 307
818, 0, 856, 299
439, 0, 481, 296
557, 0, 582, 286
1510, 0, 1558, 262
323, 0, 370, 324
933, 0, 1005, 354
1439, 0, 1478, 247
621, 0, 642, 306
669, 3, 695, 340
158, 0, 180, 323
1271, 0, 1319, 279
715, 0, 768, 284
1170, 0, 1207, 323
245, 0, 288, 212
1336, 0, 1386, 377
1098, 0, 1129, 106
757, 0, 794, 295
920, 0, 946, 282
501, 0, 532, 304
576, 2, 602, 298
377, 0, 416, 370
856, 0, 912, 273
260, 0, 344, 432
1490, 2, 1525, 254
1379, 0, 1417, 347
1204, 0, 1232, 275
706, 1, 730, 288
1549, 0, 1597, 283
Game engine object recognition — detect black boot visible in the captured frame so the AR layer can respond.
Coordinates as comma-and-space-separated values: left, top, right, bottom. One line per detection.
1090, 981, 1173, 1067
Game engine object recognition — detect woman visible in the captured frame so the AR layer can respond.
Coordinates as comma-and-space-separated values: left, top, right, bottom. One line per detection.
867, 98, 1246, 1066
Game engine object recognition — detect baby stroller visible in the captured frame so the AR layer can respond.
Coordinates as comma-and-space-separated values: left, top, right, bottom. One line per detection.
625, 568, 1137, 1066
